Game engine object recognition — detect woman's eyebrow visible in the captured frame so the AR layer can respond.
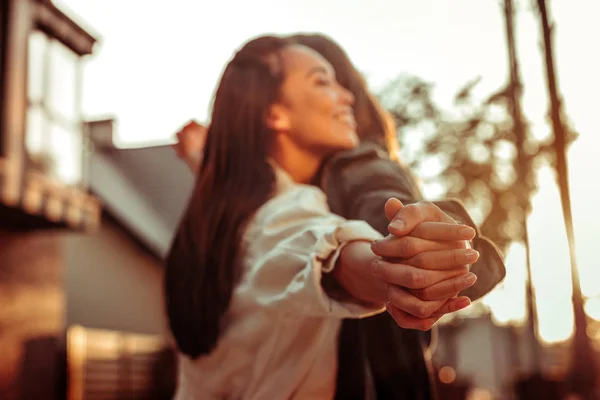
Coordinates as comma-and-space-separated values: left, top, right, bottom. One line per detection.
305, 66, 329, 78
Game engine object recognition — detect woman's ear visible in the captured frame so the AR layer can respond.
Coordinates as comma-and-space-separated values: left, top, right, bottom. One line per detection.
266, 104, 291, 132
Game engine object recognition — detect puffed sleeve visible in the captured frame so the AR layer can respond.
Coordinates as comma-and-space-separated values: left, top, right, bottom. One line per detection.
234, 184, 385, 319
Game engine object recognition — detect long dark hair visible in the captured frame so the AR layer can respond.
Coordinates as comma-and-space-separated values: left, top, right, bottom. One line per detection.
164, 35, 289, 359
290, 33, 399, 158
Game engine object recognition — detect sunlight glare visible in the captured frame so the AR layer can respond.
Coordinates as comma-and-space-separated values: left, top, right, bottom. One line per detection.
482, 242, 527, 326
528, 166, 574, 344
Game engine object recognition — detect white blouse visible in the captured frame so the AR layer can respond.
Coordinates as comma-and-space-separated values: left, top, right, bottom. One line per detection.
174, 166, 384, 400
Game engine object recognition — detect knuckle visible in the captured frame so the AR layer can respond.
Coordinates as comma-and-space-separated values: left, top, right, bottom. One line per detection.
452, 277, 466, 293
409, 269, 427, 288
416, 287, 433, 300
417, 320, 431, 331
410, 253, 426, 268
416, 303, 432, 318
422, 201, 441, 215
452, 250, 463, 265
401, 238, 417, 257
404, 204, 422, 219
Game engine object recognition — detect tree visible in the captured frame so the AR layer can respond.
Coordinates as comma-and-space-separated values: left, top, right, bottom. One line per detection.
379, 0, 586, 395
535, 0, 596, 397
380, 71, 547, 254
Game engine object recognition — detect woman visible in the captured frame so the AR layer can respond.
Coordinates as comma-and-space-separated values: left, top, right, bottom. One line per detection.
174, 34, 505, 399
165, 35, 476, 399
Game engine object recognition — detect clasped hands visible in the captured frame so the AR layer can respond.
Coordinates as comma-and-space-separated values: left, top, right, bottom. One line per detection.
370, 198, 479, 331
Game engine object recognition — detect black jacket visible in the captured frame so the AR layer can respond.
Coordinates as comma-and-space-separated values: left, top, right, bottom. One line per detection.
319, 142, 506, 399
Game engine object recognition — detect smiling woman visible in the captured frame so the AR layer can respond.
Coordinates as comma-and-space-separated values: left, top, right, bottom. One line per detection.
163, 33, 482, 399
265, 43, 359, 183
164, 35, 390, 399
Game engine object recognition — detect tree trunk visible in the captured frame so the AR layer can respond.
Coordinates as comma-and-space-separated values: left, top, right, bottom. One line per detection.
535, 0, 597, 397
502, 0, 542, 373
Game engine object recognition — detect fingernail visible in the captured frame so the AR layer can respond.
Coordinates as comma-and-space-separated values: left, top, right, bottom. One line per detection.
464, 249, 479, 263
464, 273, 477, 286
389, 220, 404, 232
459, 226, 475, 239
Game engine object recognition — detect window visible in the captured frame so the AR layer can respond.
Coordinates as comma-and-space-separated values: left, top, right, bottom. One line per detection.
26, 30, 83, 186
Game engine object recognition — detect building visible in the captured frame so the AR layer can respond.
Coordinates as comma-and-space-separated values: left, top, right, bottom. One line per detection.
0, 0, 102, 398
63, 119, 194, 338
0, 2, 193, 397
58, 129, 195, 399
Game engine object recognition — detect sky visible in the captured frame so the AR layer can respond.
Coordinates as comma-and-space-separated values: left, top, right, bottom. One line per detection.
53, 0, 600, 344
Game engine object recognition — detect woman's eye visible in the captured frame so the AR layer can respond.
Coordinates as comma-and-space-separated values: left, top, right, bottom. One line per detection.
315, 76, 331, 86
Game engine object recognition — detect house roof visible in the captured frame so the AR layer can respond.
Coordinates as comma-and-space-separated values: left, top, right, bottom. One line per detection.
34, 0, 99, 56
89, 142, 194, 259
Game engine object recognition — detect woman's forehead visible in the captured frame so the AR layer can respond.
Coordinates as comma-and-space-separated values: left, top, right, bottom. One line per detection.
280, 44, 334, 76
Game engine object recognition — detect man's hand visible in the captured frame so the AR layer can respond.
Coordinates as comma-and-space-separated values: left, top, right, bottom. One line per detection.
172, 120, 207, 173
371, 198, 478, 330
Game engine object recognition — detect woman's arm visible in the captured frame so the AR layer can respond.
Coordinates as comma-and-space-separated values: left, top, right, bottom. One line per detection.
241, 184, 386, 317
334, 241, 387, 305
241, 185, 470, 318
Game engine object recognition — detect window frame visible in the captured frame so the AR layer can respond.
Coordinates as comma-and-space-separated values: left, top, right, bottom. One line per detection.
25, 28, 85, 187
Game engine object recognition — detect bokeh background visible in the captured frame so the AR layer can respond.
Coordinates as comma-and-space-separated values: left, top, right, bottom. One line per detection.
1, 0, 599, 399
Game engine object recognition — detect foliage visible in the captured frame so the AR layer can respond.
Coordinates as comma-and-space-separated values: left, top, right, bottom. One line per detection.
378, 74, 568, 251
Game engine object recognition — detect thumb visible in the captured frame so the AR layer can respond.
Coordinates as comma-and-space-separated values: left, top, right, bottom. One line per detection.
384, 197, 404, 222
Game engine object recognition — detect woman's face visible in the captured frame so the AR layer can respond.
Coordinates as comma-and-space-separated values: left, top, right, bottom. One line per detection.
270, 44, 358, 156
